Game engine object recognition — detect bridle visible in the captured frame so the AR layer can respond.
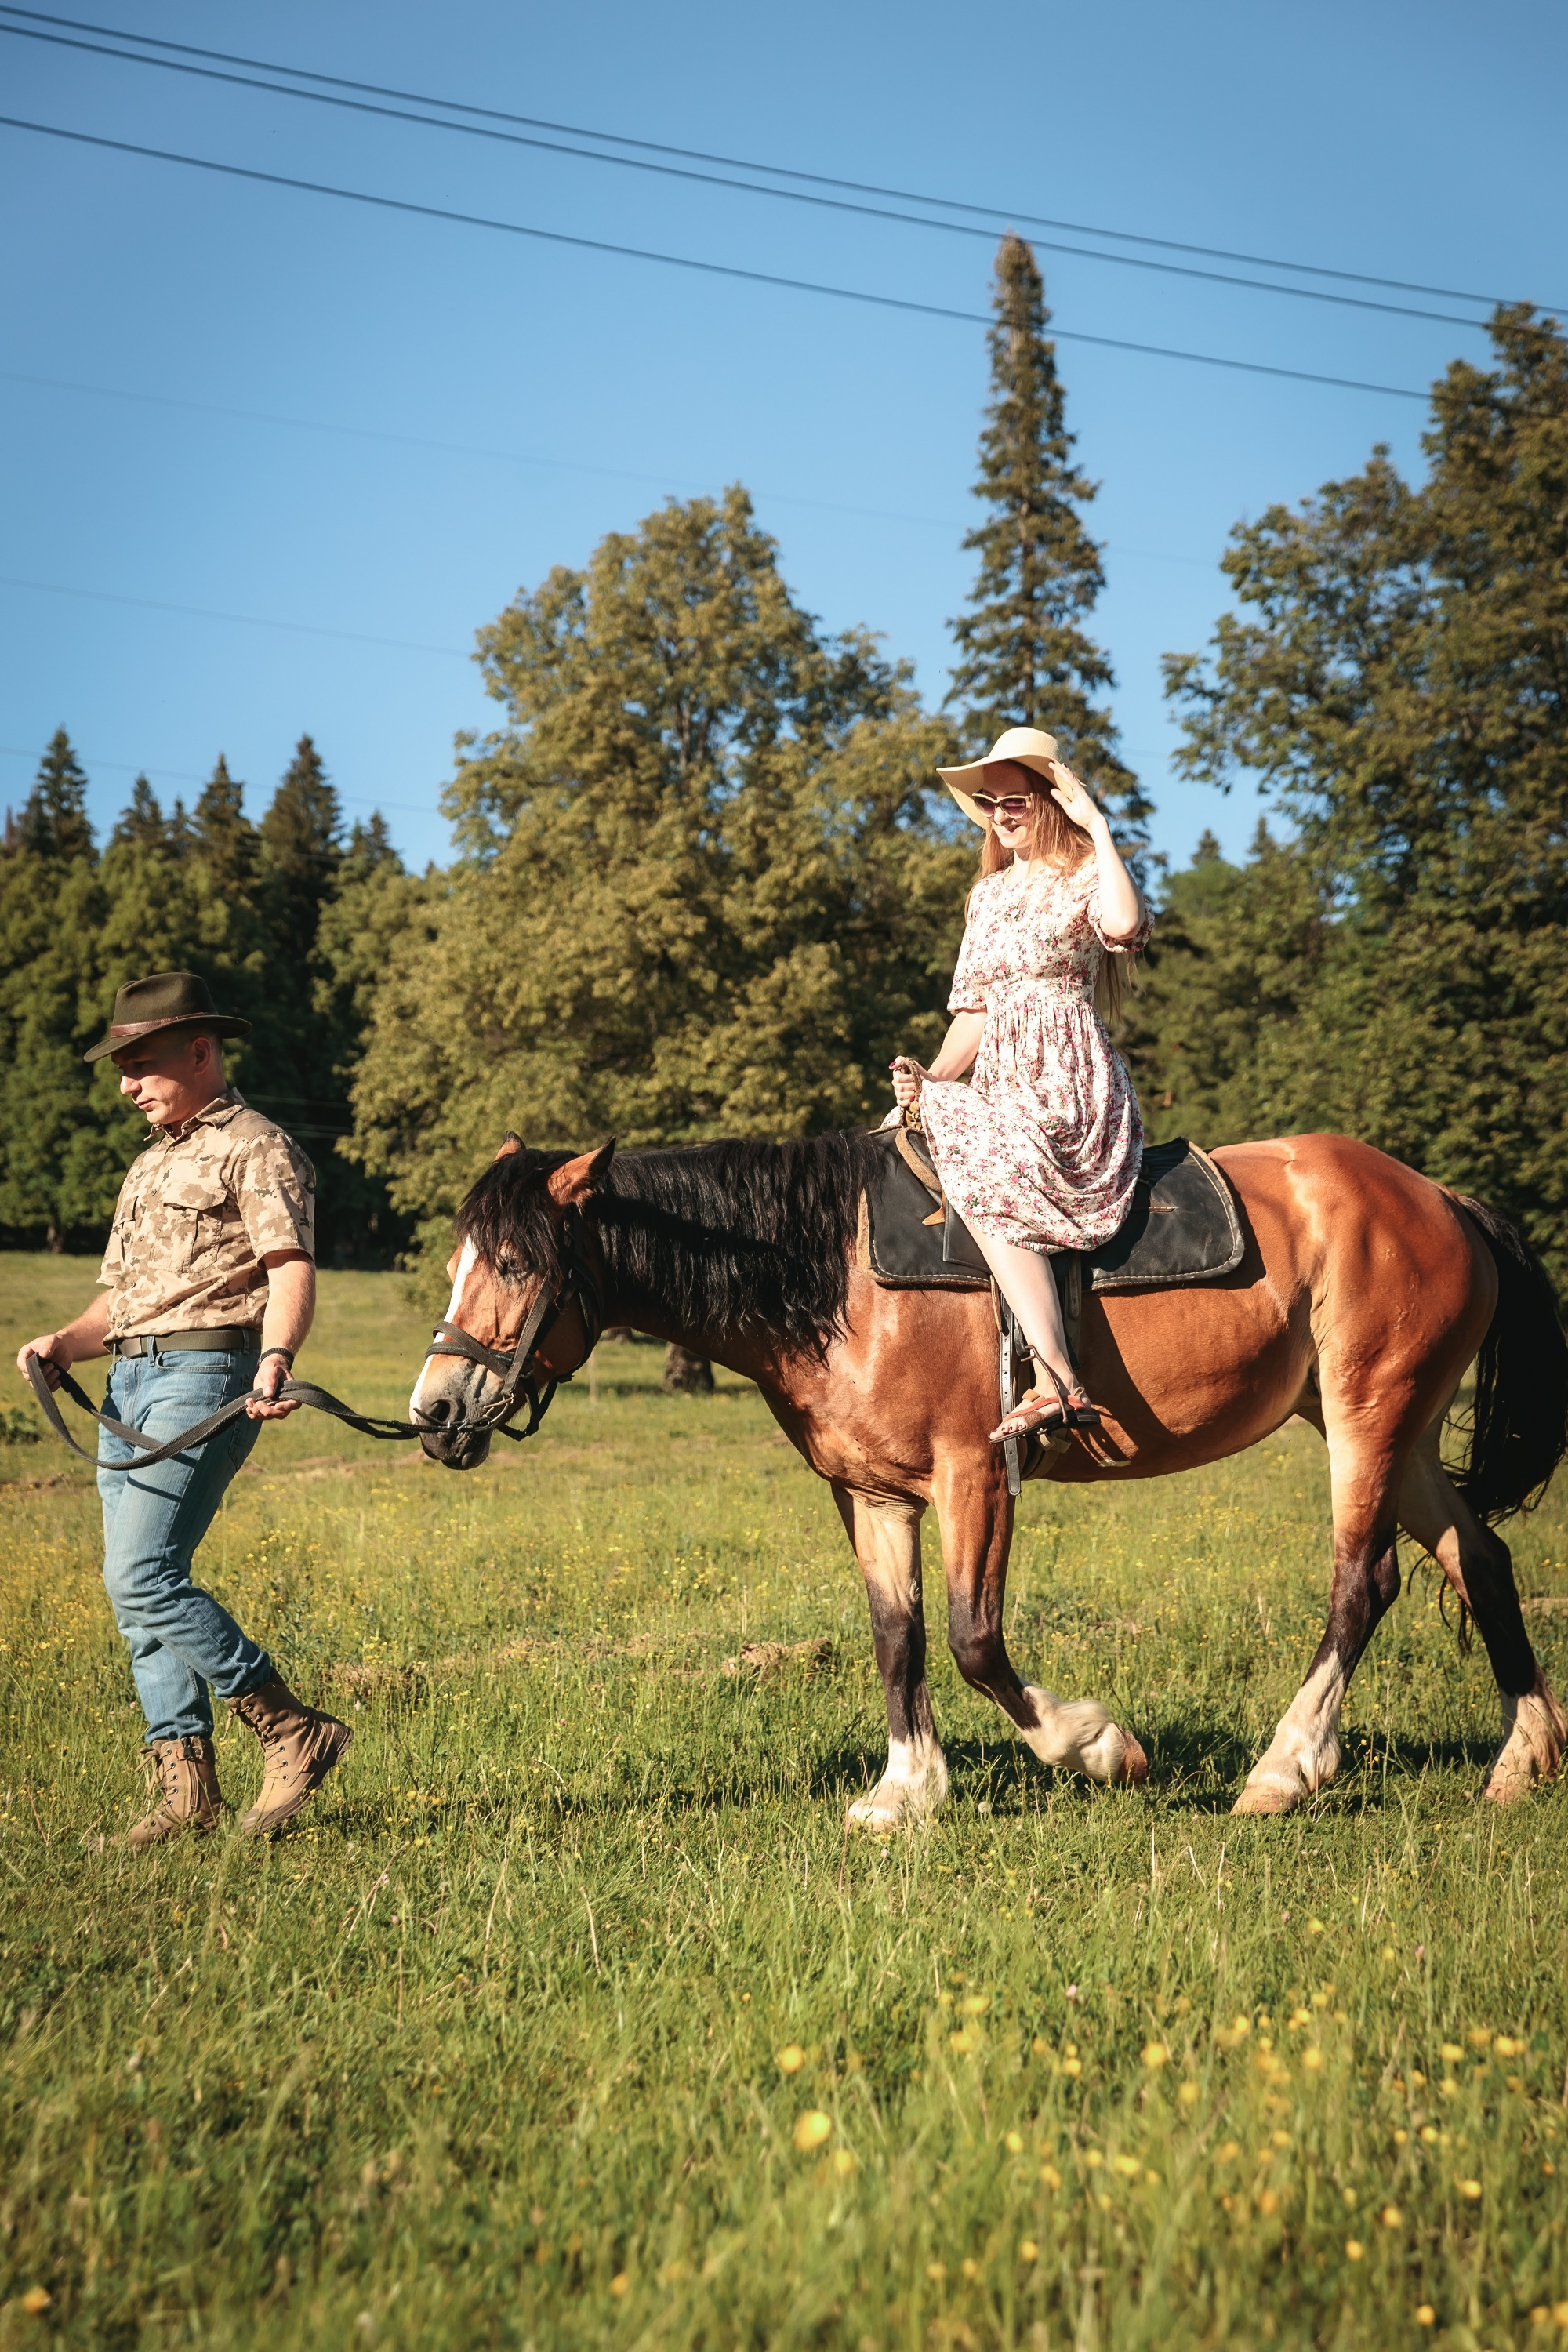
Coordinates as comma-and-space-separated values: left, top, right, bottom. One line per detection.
419, 1203, 604, 1443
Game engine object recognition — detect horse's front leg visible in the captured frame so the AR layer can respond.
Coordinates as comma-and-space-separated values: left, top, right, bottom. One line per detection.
934, 1461, 1148, 1788
833, 1483, 949, 1831
1235, 1414, 1400, 1815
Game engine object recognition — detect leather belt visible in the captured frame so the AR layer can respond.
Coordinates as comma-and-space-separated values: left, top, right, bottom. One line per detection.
110, 1326, 261, 1359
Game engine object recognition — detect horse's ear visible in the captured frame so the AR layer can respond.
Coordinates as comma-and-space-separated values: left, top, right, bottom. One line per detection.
546, 1139, 615, 1207
493, 1133, 524, 1161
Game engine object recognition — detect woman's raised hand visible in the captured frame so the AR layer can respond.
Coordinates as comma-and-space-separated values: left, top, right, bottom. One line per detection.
1045, 758, 1106, 835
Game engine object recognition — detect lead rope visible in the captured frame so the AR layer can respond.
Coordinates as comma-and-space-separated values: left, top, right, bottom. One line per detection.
25, 1213, 603, 1473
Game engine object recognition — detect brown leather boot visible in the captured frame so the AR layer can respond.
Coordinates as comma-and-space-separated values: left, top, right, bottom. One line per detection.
127, 1734, 226, 1849
227, 1677, 353, 1837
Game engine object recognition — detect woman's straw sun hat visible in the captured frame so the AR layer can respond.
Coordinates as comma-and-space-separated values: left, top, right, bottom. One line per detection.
938, 725, 1060, 829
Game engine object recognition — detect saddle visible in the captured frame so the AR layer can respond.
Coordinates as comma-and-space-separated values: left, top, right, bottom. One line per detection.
861, 1123, 1246, 1492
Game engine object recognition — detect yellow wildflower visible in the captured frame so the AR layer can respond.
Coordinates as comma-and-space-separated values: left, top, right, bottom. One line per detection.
1019, 2240, 1039, 2263
1456, 2178, 1482, 2201
1178, 2080, 1201, 2107
1142, 2041, 1170, 2070
1415, 2305, 1436, 2327
960, 2259, 979, 2280
793, 2111, 831, 2153
1040, 2164, 1062, 2190
1439, 2043, 1465, 2064
1084, 2150, 1104, 2170
20, 2290, 51, 2314
926, 2261, 946, 2283
609, 2275, 630, 2299
1004, 2131, 1024, 2155
960, 1994, 989, 2016
775, 2045, 805, 2074
1112, 2154, 1142, 2178
1258, 2190, 1279, 2216
1381, 2205, 1402, 2228
831, 2149, 857, 2177
1345, 2239, 1364, 2260
1302, 2049, 1323, 2073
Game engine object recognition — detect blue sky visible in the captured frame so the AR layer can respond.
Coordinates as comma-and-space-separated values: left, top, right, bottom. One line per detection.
3, 0, 1564, 874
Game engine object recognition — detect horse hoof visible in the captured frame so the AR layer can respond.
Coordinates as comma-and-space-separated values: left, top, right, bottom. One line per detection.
1232, 1777, 1301, 1817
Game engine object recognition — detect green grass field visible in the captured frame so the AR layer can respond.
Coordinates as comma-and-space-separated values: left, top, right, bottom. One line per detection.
5, 1253, 1568, 2350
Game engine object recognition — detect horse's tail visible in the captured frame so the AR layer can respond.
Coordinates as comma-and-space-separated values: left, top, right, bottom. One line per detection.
1452, 1193, 1568, 1523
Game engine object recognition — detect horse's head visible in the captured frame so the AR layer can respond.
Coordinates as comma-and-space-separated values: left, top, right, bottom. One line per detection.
409, 1133, 615, 1470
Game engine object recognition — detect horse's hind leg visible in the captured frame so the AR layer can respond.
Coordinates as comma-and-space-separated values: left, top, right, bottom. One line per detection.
933, 1466, 1147, 1788
833, 1483, 949, 1831
1399, 1422, 1566, 1802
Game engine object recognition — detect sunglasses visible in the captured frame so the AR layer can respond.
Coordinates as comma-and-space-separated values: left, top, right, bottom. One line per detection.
971, 793, 1038, 818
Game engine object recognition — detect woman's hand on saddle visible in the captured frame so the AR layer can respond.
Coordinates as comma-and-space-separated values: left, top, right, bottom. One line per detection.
889, 1055, 927, 1112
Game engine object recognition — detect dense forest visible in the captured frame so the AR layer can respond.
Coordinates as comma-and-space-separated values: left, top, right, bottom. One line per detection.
5, 240, 1566, 1284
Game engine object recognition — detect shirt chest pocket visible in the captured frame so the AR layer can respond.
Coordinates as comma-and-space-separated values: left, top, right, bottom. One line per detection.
154, 1168, 232, 1269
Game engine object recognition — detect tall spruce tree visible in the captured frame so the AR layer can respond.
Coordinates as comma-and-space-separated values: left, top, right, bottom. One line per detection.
20, 728, 95, 862
949, 236, 1146, 833
110, 774, 187, 851
260, 734, 343, 967
191, 755, 258, 897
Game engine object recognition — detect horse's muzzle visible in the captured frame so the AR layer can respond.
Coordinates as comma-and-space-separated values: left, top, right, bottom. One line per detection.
416, 1417, 493, 1471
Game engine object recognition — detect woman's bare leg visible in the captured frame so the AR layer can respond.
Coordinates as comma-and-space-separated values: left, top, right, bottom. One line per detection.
968, 1230, 1081, 1400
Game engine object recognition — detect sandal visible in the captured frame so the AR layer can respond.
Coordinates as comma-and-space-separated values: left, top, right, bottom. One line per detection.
989, 1364, 1103, 1447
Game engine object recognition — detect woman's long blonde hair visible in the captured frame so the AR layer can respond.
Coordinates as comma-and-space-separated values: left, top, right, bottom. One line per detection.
974, 768, 1134, 1025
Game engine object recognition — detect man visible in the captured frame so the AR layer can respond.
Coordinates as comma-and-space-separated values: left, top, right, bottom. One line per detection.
15, 971, 352, 1849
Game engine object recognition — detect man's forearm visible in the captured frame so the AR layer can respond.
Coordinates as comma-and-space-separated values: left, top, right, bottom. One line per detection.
260, 1259, 316, 1360
56, 1295, 112, 1364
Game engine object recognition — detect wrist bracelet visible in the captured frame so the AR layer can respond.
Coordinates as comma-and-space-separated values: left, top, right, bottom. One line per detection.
257, 1346, 295, 1370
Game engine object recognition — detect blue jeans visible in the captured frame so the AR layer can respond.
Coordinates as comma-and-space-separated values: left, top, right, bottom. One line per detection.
97, 1350, 274, 1743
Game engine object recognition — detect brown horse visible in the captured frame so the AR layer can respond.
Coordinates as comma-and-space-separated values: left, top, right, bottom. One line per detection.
408, 1128, 1568, 1826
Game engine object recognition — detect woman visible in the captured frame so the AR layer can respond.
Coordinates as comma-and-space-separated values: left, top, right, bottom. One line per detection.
891, 725, 1150, 1444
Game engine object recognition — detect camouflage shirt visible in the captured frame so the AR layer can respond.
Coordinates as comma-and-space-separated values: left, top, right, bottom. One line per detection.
98, 1091, 316, 1340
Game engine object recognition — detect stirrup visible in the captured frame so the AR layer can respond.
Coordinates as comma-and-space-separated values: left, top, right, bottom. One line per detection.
990, 1363, 1101, 1446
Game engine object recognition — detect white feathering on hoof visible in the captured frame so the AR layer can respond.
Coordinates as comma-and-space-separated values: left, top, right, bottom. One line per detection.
1019, 1687, 1145, 1785
1483, 1676, 1567, 1805
846, 1734, 949, 1832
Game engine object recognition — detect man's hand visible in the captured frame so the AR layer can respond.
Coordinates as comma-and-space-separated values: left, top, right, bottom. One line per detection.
245, 1350, 299, 1421
16, 1330, 70, 1392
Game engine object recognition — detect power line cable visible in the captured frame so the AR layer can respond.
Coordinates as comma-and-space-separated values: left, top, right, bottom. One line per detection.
0, 116, 1430, 402
0, 571, 472, 655
0, 367, 1214, 557
1, 1, 1549, 315
0, 17, 1509, 332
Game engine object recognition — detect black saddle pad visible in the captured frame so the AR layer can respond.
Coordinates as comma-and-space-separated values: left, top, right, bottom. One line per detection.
864, 1128, 1243, 1293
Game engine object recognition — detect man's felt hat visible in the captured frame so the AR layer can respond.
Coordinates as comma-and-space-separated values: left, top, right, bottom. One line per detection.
83, 971, 252, 1064
938, 724, 1061, 829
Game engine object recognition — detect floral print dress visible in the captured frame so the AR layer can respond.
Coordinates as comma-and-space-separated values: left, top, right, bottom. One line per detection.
920, 857, 1152, 1254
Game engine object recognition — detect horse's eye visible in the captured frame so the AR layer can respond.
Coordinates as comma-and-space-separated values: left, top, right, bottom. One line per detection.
495, 1255, 518, 1282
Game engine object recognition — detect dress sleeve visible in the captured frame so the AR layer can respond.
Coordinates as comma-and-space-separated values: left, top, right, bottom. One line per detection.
1087, 876, 1152, 957
946, 910, 987, 1014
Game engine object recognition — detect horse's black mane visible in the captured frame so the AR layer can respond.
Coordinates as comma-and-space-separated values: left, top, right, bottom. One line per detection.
457, 1131, 887, 1358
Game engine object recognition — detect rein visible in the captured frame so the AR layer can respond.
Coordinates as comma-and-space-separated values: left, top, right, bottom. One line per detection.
25, 1206, 604, 1473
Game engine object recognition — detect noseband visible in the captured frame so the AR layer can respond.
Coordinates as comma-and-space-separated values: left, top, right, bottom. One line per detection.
419, 1205, 604, 1443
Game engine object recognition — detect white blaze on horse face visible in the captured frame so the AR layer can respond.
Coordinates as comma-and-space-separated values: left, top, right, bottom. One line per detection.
409, 1238, 488, 1423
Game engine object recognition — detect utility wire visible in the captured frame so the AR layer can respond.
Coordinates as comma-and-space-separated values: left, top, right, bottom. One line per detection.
0, 368, 1210, 557
0, 572, 471, 656
1, 1, 1548, 316
0, 117, 1429, 403
0, 18, 1507, 332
